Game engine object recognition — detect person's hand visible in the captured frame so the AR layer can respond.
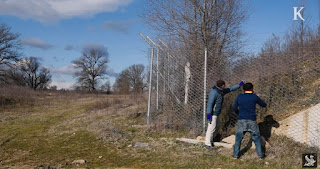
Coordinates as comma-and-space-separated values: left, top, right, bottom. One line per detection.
239, 81, 244, 86
207, 114, 212, 124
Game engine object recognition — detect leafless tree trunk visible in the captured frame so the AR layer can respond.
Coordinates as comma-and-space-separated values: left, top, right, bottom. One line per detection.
72, 48, 109, 92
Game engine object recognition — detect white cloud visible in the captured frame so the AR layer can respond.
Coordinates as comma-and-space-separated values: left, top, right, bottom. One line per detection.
50, 64, 78, 89
106, 68, 119, 77
20, 38, 53, 50
51, 81, 75, 89
50, 64, 79, 75
0, 0, 133, 23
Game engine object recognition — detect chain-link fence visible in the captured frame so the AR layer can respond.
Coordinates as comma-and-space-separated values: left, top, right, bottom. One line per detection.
141, 33, 320, 149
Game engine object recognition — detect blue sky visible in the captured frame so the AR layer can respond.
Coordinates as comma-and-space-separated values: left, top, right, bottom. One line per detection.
245, 0, 319, 53
0, 0, 318, 89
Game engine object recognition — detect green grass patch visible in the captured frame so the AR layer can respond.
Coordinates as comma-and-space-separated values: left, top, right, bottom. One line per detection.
0, 91, 318, 169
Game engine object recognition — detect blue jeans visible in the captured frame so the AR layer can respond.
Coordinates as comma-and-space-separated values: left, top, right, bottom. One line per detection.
233, 119, 264, 158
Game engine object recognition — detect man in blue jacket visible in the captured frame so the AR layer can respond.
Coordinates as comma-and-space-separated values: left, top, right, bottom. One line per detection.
232, 82, 267, 159
205, 80, 243, 149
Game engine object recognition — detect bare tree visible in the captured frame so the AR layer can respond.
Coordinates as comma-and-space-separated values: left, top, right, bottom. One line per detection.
0, 24, 21, 83
126, 64, 146, 93
143, 0, 249, 102
7, 57, 51, 89
100, 80, 112, 94
113, 71, 130, 94
113, 64, 146, 94
50, 85, 58, 91
72, 48, 109, 92
0, 24, 21, 66
143, 0, 247, 58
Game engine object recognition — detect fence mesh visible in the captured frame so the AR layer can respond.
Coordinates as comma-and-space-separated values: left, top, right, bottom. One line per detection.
143, 36, 320, 149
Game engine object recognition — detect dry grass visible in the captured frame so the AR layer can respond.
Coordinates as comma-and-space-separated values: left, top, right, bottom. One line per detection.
0, 86, 319, 169
0, 84, 37, 106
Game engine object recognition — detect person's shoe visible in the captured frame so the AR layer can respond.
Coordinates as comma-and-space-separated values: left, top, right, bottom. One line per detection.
259, 155, 266, 160
204, 145, 217, 150
232, 156, 239, 160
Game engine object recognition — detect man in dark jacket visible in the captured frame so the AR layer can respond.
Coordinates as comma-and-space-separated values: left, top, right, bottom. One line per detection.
232, 82, 267, 159
205, 80, 243, 149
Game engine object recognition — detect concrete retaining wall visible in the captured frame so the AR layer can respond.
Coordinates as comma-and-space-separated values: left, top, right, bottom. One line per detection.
273, 103, 320, 148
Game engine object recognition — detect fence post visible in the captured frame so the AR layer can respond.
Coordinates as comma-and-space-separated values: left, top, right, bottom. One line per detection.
147, 48, 154, 125
156, 47, 159, 110
184, 62, 190, 104
140, 33, 154, 125
167, 52, 170, 92
203, 47, 208, 133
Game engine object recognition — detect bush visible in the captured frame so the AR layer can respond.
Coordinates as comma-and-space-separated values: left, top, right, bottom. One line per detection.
0, 84, 36, 106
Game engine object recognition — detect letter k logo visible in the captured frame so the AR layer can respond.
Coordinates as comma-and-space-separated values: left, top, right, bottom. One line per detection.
293, 7, 305, 21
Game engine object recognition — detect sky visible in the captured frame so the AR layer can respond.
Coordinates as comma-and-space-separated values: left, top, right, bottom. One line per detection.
245, 0, 319, 53
0, 0, 318, 89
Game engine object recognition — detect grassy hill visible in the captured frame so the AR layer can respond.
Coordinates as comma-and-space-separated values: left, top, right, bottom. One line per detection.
0, 85, 319, 168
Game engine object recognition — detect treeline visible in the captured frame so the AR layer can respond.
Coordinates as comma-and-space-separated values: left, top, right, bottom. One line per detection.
0, 23, 147, 94
0, 24, 51, 90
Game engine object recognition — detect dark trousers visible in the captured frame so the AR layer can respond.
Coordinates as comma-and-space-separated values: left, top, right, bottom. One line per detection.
233, 119, 264, 158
